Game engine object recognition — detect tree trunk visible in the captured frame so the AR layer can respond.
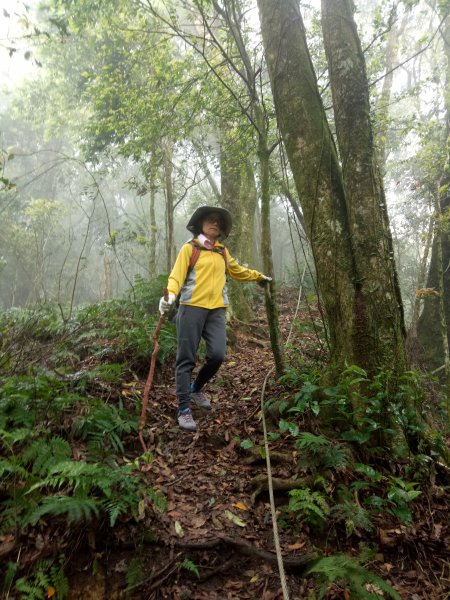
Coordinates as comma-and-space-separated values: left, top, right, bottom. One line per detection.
212, 0, 284, 374
257, 0, 407, 382
257, 0, 358, 373
407, 214, 433, 349
102, 255, 113, 299
148, 159, 157, 278
192, 138, 221, 202
321, 0, 407, 376
376, 9, 408, 170
161, 138, 174, 272
259, 132, 284, 376
417, 9, 450, 373
220, 135, 257, 322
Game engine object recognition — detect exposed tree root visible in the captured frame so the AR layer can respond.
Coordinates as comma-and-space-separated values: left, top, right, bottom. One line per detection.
250, 473, 317, 502
241, 445, 294, 465
174, 534, 317, 574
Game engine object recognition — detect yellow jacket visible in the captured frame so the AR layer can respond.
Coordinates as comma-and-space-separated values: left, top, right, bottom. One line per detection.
167, 240, 265, 309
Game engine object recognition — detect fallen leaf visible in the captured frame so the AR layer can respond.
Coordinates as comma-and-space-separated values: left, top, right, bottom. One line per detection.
432, 523, 443, 540
225, 510, 246, 527
167, 510, 182, 518
211, 516, 223, 529
174, 521, 184, 538
232, 502, 249, 511
287, 541, 306, 550
190, 516, 208, 528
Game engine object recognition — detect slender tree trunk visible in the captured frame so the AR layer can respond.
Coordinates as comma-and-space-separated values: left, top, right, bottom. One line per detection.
148, 160, 157, 278
269, 164, 307, 237
220, 132, 248, 321
376, 9, 408, 170
161, 138, 174, 271
102, 255, 113, 299
211, 0, 284, 373
259, 132, 284, 376
192, 138, 221, 202
417, 9, 450, 373
408, 214, 434, 345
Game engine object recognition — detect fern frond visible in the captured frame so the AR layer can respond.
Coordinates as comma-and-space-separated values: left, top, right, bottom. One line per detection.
180, 558, 200, 579
321, 443, 350, 470
307, 554, 401, 599
26, 460, 105, 494
145, 487, 167, 512
28, 495, 100, 525
102, 497, 130, 526
125, 557, 146, 588
0, 426, 32, 449
296, 432, 330, 451
331, 500, 374, 536
0, 457, 30, 481
23, 437, 72, 475
14, 554, 69, 600
287, 487, 330, 526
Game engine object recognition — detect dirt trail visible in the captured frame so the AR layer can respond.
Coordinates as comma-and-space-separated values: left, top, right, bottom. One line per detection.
68, 299, 450, 599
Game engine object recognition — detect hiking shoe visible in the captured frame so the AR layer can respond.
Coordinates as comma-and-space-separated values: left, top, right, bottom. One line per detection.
190, 389, 212, 410
178, 408, 197, 432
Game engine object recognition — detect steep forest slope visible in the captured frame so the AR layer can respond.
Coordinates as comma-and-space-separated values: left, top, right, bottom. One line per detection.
0, 286, 449, 599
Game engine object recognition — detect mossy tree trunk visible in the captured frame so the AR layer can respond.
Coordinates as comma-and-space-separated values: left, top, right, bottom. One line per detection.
321, 0, 407, 376
257, 0, 407, 381
255, 132, 284, 376
209, 123, 259, 324
212, 0, 284, 375
220, 131, 257, 322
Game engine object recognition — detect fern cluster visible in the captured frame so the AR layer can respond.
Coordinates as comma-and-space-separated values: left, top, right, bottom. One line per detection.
0, 279, 178, 595
285, 488, 330, 530
307, 553, 401, 600
264, 365, 437, 541
5, 555, 69, 600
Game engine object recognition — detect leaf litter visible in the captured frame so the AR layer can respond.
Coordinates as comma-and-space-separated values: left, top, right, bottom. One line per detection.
4, 290, 448, 599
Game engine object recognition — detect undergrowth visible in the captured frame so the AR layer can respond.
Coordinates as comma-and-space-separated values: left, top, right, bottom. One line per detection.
0, 276, 173, 595
248, 364, 448, 597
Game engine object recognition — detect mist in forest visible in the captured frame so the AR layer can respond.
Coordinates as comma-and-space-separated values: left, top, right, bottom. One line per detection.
0, 0, 447, 328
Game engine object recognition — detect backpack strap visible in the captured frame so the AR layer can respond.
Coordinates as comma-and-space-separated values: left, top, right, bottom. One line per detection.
188, 240, 229, 274
188, 241, 202, 271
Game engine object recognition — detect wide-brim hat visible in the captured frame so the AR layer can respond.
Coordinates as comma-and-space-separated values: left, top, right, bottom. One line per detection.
186, 206, 233, 239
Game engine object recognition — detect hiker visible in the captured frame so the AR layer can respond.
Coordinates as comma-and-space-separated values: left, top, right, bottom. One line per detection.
159, 205, 272, 432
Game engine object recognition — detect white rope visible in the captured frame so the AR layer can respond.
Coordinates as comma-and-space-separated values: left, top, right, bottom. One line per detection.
259, 266, 307, 600
260, 364, 289, 599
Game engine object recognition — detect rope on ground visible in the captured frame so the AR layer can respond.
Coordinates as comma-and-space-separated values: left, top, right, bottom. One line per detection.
260, 266, 307, 600
260, 365, 289, 599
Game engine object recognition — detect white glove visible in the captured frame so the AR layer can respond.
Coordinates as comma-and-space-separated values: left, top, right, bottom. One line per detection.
159, 293, 176, 315
258, 275, 272, 287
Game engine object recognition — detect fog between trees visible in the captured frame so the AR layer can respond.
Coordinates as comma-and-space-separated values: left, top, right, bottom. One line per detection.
0, 1, 448, 354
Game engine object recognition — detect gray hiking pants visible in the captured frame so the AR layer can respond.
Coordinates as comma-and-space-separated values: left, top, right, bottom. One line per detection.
175, 305, 227, 410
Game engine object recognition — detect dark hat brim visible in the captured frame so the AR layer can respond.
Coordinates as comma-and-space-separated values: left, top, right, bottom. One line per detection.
186, 206, 233, 239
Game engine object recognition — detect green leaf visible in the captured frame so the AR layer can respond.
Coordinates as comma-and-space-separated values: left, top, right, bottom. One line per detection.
240, 439, 254, 449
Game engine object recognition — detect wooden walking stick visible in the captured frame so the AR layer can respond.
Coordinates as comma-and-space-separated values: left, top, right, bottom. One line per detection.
138, 288, 169, 452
